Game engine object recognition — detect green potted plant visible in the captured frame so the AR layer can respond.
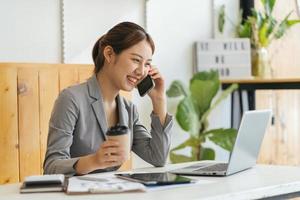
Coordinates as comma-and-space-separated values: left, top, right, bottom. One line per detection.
166, 70, 238, 163
237, 0, 300, 77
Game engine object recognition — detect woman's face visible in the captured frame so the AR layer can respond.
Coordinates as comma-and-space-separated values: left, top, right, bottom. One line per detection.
109, 39, 153, 92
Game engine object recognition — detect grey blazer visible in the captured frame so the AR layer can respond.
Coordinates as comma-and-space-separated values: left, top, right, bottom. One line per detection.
43, 75, 173, 175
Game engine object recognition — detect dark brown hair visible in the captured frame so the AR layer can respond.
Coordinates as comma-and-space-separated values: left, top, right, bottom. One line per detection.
92, 22, 155, 74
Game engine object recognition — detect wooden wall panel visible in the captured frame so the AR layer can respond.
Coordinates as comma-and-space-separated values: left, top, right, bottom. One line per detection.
254, 0, 300, 166
257, 90, 300, 166
78, 67, 93, 83
39, 68, 59, 172
59, 68, 79, 91
0, 63, 133, 184
18, 68, 40, 181
275, 91, 300, 165
0, 67, 19, 184
256, 90, 275, 164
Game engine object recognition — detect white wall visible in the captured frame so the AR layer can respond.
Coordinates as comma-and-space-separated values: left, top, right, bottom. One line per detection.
133, 0, 214, 167
0, 0, 61, 63
63, 0, 145, 63
0, 0, 239, 168
213, 0, 240, 38
134, 0, 240, 167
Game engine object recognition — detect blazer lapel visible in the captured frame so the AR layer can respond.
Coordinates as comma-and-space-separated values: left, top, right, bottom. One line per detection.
87, 75, 108, 140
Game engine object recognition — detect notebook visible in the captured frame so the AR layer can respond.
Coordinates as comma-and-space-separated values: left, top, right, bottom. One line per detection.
20, 174, 65, 193
170, 110, 272, 176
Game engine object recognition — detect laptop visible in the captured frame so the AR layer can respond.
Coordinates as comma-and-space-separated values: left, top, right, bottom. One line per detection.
170, 109, 272, 176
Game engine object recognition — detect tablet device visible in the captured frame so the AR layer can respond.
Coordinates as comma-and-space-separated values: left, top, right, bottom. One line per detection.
115, 172, 195, 186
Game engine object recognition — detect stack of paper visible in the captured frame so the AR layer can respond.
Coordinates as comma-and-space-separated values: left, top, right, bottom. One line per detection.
66, 175, 146, 194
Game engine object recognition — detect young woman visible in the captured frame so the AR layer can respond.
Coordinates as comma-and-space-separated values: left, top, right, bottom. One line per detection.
43, 22, 173, 175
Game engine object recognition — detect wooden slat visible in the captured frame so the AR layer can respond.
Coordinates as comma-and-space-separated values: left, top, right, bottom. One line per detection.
39, 68, 59, 173
59, 68, 79, 91
256, 91, 275, 164
18, 68, 40, 181
257, 90, 300, 166
275, 91, 300, 165
0, 67, 19, 184
78, 67, 93, 83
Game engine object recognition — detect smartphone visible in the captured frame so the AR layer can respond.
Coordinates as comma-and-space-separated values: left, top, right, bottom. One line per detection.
137, 75, 155, 97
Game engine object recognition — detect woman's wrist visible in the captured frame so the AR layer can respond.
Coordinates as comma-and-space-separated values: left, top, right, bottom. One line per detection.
151, 95, 167, 125
75, 153, 100, 175
152, 97, 166, 112
150, 93, 166, 102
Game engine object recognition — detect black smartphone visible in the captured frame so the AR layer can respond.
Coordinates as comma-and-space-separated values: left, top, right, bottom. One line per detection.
137, 75, 155, 97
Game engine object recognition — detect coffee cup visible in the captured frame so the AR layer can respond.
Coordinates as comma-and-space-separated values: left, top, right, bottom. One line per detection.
106, 125, 130, 161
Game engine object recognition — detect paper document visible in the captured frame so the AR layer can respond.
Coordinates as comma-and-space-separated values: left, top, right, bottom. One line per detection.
66, 171, 209, 194
66, 173, 146, 194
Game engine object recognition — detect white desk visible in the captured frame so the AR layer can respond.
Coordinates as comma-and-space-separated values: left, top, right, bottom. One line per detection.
1, 162, 300, 200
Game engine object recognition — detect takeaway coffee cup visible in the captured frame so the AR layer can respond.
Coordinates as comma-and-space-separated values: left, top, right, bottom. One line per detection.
106, 125, 130, 161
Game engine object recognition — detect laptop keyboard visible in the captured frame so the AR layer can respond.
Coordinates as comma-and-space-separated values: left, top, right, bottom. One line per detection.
193, 163, 228, 172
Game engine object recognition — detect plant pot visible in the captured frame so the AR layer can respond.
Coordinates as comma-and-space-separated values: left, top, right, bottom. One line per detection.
251, 47, 273, 78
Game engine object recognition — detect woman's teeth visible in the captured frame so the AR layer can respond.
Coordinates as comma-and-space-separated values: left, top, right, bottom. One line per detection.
127, 76, 138, 85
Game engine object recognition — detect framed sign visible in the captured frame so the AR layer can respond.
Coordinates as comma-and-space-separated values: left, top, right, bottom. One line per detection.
195, 38, 251, 78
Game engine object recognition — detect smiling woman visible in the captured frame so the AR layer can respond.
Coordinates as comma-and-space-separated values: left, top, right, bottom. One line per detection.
43, 22, 173, 176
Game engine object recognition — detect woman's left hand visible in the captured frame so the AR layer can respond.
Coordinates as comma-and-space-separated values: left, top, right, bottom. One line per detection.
147, 66, 165, 100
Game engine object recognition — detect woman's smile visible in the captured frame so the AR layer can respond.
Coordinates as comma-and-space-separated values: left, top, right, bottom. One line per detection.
127, 75, 139, 86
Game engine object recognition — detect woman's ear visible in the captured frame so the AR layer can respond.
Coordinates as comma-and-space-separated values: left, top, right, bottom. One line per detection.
103, 46, 115, 64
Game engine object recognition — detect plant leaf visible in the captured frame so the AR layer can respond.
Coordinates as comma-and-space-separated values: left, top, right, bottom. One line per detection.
273, 11, 299, 39
169, 138, 201, 163
261, 0, 276, 17
200, 147, 215, 160
259, 21, 270, 47
266, 16, 277, 36
190, 70, 220, 117
204, 128, 238, 151
218, 5, 226, 33
201, 83, 238, 122
287, 19, 300, 26
166, 80, 188, 97
237, 20, 252, 38
170, 152, 194, 163
175, 97, 199, 136
191, 70, 219, 83
251, 9, 264, 29
171, 137, 201, 152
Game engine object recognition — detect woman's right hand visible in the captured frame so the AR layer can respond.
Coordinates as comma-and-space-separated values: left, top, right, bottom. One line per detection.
92, 140, 126, 169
